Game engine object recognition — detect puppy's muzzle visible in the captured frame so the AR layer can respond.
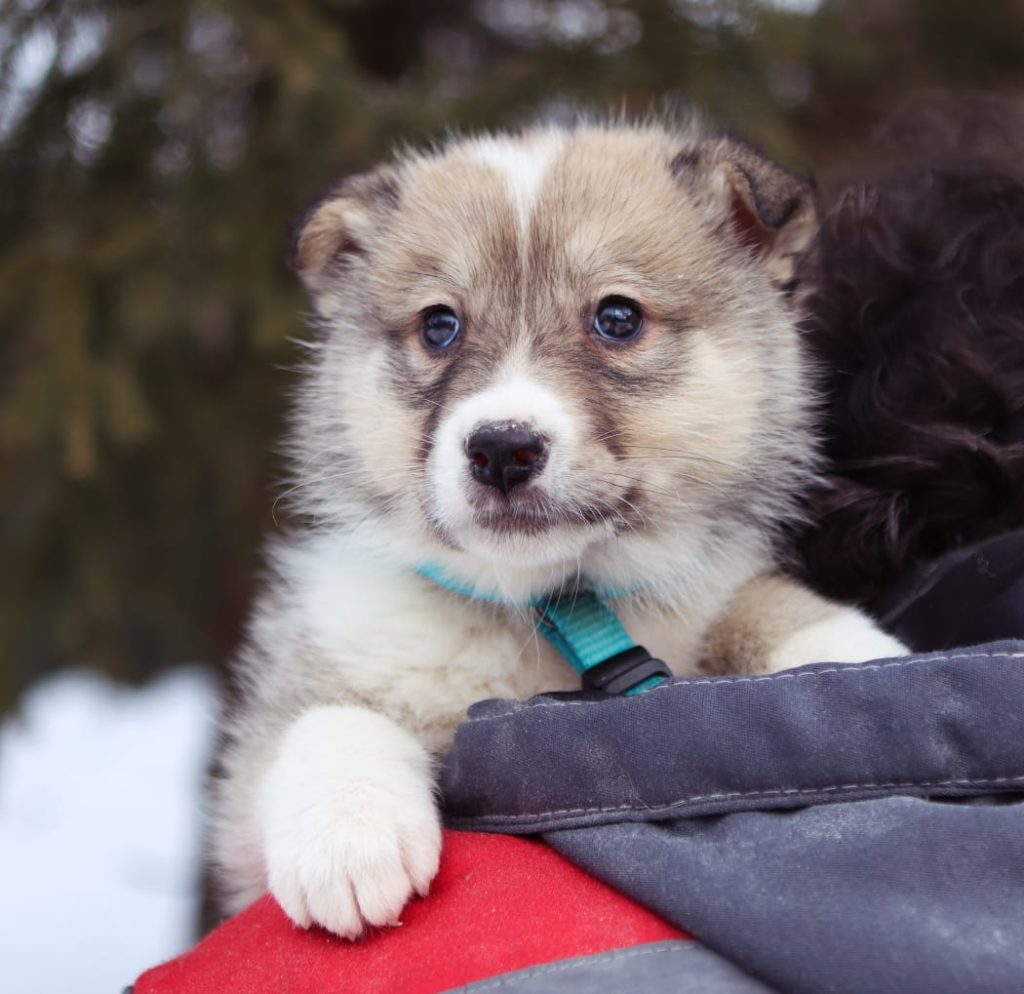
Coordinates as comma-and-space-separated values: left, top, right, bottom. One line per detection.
465, 424, 548, 495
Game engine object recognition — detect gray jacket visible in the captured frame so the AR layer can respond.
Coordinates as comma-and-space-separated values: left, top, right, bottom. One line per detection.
441, 531, 1024, 994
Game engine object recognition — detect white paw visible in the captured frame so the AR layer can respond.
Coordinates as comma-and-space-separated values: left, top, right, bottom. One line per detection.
259, 705, 442, 939
766, 609, 909, 673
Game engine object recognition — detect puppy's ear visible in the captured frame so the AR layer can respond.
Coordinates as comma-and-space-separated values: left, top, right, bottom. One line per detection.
674, 136, 817, 291
288, 167, 399, 292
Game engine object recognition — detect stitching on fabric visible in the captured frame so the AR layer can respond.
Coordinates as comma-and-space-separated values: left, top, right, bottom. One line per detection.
452, 773, 1024, 825
453, 940, 697, 992
465, 650, 1024, 724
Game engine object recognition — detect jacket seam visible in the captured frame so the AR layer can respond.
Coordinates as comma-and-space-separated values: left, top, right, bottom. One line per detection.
465, 650, 1024, 724
451, 773, 1024, 824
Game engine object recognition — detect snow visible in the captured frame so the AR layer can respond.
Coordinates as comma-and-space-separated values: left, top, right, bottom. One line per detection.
0, 667, 220, 994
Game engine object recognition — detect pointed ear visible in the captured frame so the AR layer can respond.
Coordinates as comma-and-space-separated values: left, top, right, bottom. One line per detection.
288, 167, 399, 292
673, 136, 817, 292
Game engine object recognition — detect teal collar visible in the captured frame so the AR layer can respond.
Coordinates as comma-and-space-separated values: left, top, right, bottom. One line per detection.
416, 564, 669, 696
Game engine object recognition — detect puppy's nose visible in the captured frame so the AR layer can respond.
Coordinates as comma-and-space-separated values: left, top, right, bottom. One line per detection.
466, 425, 548, 494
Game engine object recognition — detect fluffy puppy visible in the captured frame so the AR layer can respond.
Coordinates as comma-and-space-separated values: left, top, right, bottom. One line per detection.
210, 121, 905, 939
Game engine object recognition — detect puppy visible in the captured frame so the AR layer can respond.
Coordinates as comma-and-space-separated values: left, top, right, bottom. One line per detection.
210, 121, 905, 939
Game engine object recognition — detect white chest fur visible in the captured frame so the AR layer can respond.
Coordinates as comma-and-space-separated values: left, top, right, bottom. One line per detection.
270, 532, 743, 752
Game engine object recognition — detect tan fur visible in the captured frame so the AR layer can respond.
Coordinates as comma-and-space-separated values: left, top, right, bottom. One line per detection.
699, 573, 852, 675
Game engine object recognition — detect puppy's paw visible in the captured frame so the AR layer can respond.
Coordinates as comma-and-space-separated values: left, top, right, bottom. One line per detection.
259, 705, 441, 939
765, 608, 909, 673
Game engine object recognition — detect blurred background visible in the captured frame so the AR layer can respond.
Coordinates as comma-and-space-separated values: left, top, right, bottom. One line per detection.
2, 0, 1024, 989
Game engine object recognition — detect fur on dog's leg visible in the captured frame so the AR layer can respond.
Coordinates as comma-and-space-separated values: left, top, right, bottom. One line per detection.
259, 704, 441, 938
700, 573, 908, 676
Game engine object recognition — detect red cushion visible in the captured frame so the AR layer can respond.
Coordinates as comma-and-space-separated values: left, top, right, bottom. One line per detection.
135, 830, 688, 994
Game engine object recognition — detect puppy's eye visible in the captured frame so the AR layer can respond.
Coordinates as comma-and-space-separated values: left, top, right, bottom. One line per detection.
421, 306, 461, 350
593, 297, 643, 342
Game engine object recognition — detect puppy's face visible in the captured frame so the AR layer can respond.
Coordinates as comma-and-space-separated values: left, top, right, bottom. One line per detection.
290, 125, 817, 595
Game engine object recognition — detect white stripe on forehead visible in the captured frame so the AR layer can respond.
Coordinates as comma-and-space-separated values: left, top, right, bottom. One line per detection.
469, 131, 564, 232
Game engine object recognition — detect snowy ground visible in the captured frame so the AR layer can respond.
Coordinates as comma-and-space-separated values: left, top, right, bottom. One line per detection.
0, 667, 220, 994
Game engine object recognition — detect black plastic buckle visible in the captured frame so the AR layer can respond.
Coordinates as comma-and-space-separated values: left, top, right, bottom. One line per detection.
581, 645, 671, 695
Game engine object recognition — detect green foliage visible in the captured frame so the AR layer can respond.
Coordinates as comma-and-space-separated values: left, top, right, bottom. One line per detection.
2, 0, 1024, 709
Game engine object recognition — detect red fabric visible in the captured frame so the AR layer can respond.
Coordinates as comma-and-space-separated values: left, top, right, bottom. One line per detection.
136, 830, 688, 994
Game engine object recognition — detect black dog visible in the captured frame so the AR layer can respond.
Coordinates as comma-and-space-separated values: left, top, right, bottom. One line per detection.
797, 95, 1024, 604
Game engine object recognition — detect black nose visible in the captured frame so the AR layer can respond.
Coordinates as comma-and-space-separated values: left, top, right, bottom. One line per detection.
466, 424, 548, 494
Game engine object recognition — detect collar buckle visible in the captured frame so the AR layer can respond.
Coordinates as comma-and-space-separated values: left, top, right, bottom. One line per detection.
580, 645, 671, 696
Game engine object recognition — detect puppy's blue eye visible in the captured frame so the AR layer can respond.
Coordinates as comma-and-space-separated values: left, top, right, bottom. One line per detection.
422, 307, 461, 350
594, 297, 643, 341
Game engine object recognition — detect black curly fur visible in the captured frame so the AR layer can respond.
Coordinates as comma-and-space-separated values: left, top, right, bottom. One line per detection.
797, 102, 1024, 603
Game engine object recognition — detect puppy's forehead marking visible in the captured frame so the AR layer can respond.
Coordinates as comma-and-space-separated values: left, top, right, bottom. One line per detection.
381, 127, 727, 348
468, 132, 565, 232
